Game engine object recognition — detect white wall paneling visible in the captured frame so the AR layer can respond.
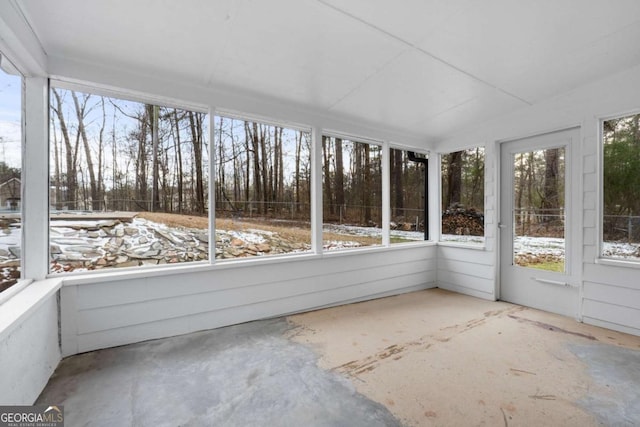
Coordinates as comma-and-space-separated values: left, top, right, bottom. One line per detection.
436, 62, 640, 335
0, 279, 61, 404
61, 246, 437, 355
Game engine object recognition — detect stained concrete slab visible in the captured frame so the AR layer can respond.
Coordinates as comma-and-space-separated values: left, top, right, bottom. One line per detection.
289, 289, 640, 426
37, 289, 640, 426
37, 318, 403, 427
570, 343, 640, 426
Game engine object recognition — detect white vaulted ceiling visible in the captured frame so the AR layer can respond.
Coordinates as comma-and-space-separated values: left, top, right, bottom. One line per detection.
16, 0, 640, 141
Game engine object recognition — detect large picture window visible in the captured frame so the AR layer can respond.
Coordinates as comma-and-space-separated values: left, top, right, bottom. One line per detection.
440, 147, 485, 244
213, 115, 311, 259
322, 136, 382, 249
602, 114, 640, 261
49, 86, 209, 273
0, 55, 22, 291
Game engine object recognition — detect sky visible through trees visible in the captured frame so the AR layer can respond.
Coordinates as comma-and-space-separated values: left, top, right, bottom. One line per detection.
0, 61, 22, 289
2, 75, 638, 283
50, 87, 209, 214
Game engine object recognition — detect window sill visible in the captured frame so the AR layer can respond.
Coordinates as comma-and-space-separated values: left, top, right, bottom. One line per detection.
437, 241, 487, 251
0, 279, 32, 307
53, 242, 437, 286
595, 257, 640, 270
0, 278, 62, 342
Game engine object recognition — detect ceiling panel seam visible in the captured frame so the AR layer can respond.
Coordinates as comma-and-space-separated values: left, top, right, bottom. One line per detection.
326, 49, 409, 110
315, 0, 533, 107
13, 0, 47, 59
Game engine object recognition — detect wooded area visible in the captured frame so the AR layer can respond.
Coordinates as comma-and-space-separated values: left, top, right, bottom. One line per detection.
214, 116, 311, 222
511, 147, 565, 238
389, 149, 426, 233
322, 137, 382, 227
50, 88, 208, 215
603, 114, 640, 243
441, 148, 485, 236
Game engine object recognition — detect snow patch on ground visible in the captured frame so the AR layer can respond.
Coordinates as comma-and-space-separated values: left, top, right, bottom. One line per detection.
441, 234, 484, 245
225, 230, 267, 244
602, 241, 640, 259
4, 218, 640, 269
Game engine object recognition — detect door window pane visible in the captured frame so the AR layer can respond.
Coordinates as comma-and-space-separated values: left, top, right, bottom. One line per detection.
0, 56, 22, 291
512, 148, 565, 271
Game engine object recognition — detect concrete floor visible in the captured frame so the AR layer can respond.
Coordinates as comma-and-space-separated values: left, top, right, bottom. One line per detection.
38, 289, 640, 426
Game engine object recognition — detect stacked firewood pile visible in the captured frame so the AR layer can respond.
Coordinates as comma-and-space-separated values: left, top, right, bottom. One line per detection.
442, 206, 484, 236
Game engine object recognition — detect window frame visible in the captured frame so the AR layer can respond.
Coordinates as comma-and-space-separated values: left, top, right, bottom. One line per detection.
321, 132, 384, 252
388, 144, 430, 246
0, 52, 26, 300
48, 80, 213, 276
598, 112, 640, 266
36, 78, 437, 283
438, 145, 486, 247
212, 111, 314, 261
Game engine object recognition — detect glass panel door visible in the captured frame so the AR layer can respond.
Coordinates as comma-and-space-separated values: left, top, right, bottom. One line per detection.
512, 148, 565, 272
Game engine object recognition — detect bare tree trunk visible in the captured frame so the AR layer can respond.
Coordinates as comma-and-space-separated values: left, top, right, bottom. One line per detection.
217, 116, 225, 211
392, 149, 403, 217
98, 98, 105, 210
111, 103, 118, 210
244, 122, 251, 204
172, 110, 184, 213
72, 92, 101, 210
446, 151, 463, 209
260, 125, 269, 214
322, 136, 334, 216
542, 148, 560, 223
51, 116, 61, 209
363, 144, 371, 223
277, 127, 284, 204
248, 122, 262, 213
335, 138, 345, 209
151, 105, 160, 211
189, 111, 205, 214
354, 142, 362, 222
51, 88, 78, 209
295, 132, 302, 213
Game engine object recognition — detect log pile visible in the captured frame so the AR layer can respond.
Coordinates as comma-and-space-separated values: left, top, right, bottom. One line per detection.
441, 206, 484, 236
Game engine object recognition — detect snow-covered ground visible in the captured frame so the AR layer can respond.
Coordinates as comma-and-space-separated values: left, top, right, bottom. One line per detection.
1, 220, 639, 264
440, 234, 484, 245
323, 223, 424, 242
602, 241, 640, 260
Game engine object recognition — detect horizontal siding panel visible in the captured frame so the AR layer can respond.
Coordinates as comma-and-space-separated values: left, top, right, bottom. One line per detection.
583, 281, 640, 311
77, 247, 436, 310
582, 316, 640, 337
437, 281, 494, 301
77, 274, 433, 352
77, 260, 434, 334
583, 263, 640, 290
582, 299, 640, 330
437, 258, 494, 280
437, 269, 494, 294
438, 246, 494, 265
309, 282, 437, 312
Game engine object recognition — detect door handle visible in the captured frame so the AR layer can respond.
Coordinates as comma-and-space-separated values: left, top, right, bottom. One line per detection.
498, 223, 507, 229
531, 277, 577, 288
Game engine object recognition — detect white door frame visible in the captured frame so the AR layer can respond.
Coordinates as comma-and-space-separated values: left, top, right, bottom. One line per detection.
497, 127, 583, 319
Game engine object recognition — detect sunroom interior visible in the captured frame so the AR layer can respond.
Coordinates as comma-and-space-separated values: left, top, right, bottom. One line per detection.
1, 1, 640, 425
